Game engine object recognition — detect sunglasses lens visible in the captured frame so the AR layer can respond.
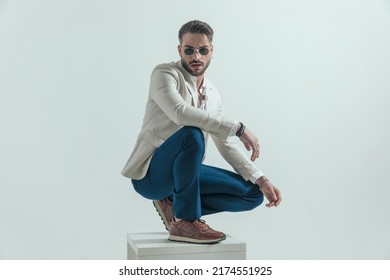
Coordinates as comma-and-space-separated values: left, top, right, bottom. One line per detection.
184, 48, 195, 55
183, 48, 210, 56
199, 48, 209, 55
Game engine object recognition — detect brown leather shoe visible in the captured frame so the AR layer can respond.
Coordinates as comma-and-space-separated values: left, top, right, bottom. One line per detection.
153, 199, 174, 231
169, 219, 226, 244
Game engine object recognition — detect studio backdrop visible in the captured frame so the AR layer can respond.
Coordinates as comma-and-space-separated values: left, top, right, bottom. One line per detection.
0, 0, 389, 259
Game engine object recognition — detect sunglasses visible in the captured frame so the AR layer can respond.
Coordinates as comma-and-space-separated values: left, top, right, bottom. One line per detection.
183, 47, 210, 56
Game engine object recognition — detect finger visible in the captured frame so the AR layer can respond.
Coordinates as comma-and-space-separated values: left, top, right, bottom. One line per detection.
252, 149, 259, 161
253, 143, 260, 158
268, 187, 278, 202
251, 143, 260, 161
263, 191, 275, 207
251, 150, 256, 161
266, 189, 281, 207
266, 201, 275, 207
265, 193, 278, 207
245, 143, 251, 151
274, 190, 282, 207
265, 196, 275, 207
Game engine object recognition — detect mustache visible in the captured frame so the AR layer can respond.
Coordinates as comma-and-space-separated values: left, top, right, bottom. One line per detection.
190, 61, 204, 65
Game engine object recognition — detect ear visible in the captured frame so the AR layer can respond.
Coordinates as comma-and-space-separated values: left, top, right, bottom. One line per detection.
177, 44, 182, 57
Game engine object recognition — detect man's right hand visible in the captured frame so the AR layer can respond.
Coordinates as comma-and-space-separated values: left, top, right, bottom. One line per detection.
239, 128, 260, 162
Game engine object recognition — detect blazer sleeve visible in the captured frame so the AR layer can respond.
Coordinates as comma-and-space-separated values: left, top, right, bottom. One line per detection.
149, 65, 235, 140
211, 134, 262, 181
207, 88, 263, 181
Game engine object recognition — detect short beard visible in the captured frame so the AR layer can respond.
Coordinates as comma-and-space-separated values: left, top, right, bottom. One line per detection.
181, 59, 210, 77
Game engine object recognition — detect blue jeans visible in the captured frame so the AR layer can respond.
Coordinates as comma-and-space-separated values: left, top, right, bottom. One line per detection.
132, 127, 264, 221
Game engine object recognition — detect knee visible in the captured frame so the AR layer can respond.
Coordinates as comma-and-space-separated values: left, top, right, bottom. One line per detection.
179, 126, 205, 150
253, 194, 264, 209
180, 126, 203, 139
246, 191, 264, 211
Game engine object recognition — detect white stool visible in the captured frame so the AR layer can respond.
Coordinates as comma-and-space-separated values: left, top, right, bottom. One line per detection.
127, 232, 246, 260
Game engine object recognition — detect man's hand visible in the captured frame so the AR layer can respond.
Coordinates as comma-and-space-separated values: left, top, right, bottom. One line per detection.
256, 176, 282, 207
239, 128, 260, 161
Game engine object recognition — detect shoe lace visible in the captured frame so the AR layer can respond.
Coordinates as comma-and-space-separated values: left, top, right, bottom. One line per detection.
194, 219, 209, 230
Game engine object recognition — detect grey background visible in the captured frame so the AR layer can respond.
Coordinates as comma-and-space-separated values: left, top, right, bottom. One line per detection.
1, 0, 389, 259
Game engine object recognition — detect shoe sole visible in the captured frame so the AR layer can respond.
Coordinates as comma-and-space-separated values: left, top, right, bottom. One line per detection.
168, 234, 226, 244
152, 200, 170, 231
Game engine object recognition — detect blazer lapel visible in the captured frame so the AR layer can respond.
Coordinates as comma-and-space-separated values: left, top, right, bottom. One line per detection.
186, 85, 197, 106
176, 61, 197, 106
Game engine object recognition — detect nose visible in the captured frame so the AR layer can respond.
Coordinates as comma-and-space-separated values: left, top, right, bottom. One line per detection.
193, 50, 201, 59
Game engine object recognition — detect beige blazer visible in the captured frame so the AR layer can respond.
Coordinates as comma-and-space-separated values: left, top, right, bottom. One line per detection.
121, 61, 259, 181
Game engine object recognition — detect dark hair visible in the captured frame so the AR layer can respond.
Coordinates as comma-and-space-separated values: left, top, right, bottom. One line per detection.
178, 20, 214, 44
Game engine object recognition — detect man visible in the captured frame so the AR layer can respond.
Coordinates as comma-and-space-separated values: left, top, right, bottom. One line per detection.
122, 20, 282, 244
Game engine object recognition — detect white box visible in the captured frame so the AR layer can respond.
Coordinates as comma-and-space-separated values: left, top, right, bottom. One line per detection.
127, 232, 246, 260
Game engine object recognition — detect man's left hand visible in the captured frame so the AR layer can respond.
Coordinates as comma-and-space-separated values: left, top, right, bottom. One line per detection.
256, 176, 282, 207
